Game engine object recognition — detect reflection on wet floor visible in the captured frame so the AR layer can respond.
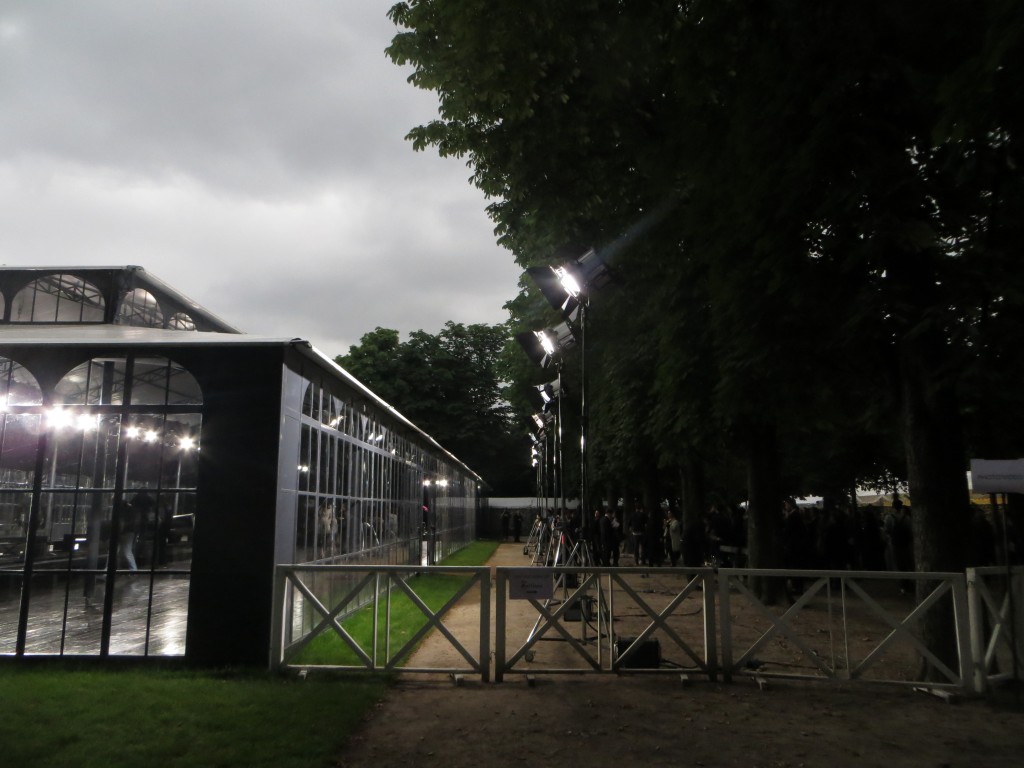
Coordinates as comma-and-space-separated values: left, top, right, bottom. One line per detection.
0, 569, 190, 656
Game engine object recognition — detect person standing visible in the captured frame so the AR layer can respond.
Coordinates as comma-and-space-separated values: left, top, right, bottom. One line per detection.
512, 510, 523, 543
500, 509, 510, 541
665, 508, 682, 566
610, 510, 622, 566
122, 491, 154, 571
631, 505, 648, 566
598, 508, 616, 566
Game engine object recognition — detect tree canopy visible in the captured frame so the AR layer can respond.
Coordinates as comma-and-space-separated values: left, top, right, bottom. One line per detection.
386, 0, 1024, 619
336, 321, 532, 495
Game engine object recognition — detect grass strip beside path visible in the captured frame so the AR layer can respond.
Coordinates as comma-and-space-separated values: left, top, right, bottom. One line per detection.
293, 539, 499, 665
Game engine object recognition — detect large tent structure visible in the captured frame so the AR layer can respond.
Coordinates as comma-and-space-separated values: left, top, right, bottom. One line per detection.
0, 267, 480, 665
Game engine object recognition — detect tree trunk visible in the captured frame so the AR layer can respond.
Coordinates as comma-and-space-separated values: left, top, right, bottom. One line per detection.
680, 452, 705, 552
899, 334, 970, 679
745, 421, 783, 603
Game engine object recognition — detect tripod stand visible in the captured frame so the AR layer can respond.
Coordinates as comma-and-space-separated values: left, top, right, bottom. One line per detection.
523, 515, 544, 558
525, 527, 611, 654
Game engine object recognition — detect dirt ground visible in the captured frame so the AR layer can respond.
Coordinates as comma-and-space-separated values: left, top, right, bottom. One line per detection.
335, 544, 1024, 768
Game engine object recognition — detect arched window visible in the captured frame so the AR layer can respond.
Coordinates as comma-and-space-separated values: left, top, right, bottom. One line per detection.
116, 288, 164, 328
54, 356, 202, 407
0, 357, 43, 407
10, 273, 105, 323
167, 312, 196, 331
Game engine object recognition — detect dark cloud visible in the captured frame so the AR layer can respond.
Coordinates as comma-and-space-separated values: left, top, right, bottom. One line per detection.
0, 1, 520, 355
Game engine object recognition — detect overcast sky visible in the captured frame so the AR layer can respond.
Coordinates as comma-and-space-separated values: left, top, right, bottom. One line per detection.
0, 1, 522, 357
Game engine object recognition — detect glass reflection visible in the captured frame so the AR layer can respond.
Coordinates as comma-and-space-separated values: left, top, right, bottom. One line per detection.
116, 289, 164, 328
10, 274, 105, 323
0, 353, 202, 657
167, 312, 196, 331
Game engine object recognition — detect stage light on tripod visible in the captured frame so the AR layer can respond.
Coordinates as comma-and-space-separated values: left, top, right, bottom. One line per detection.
536, 379, 562, 409
515, 322, 577, 369
526, 248, 612, 319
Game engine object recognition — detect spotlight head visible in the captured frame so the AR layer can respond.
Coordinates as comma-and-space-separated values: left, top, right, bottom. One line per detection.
573, 248, 613, 292
527, 265, 578, 317
535, 379, 564, 411
515, 330, 546, 367
515, 322, 577, 368
527, 248, 611, 319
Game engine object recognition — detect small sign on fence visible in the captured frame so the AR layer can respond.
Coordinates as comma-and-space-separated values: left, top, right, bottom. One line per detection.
508, 568, 553, 600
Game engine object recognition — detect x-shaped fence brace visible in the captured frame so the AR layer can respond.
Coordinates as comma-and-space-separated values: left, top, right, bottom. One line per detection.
279, 567, 489, 678
505, 571, 603, 671
968, 568, 1024, 685
719, 570, 969, 687
498, 568, 716, 678
608, 571, 716, 675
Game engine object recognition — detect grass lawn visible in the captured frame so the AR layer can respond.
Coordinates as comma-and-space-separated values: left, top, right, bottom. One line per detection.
0, 540, 500, 768
0, 666, 387, 768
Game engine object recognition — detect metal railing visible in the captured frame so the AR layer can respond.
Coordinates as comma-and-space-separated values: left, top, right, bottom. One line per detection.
717, 568, 973, 690
494, 566, 718, 681
966, 566, 1024, 693
271, 564, 491, 681
269, 562, 1022, 696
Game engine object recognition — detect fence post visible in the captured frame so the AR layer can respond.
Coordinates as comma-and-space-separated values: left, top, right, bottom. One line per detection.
703, 569, 718, 682
719, 569, 733, 683
966, 568, 987, 694
494, 569, 506, 683
269, 565, 287, 671
952, 573, 977, 694
480, 567, 491, 683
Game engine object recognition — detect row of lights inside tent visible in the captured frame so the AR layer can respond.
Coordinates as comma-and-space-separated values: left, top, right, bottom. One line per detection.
44, 408, 197, 450
423, 479, 448, 488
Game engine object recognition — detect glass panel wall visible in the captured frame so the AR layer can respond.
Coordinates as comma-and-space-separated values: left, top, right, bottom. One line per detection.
0, 354, 201, 658
0, 360, 43, 654
9, 274, 106, 323
284, 369, 479, 642
291, 377, 478, 568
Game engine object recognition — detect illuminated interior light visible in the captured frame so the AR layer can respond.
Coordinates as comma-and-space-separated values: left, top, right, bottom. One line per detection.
76, 413, 98, 431
125, 426, 141, 439
47, 408, 73, 429
179, 436, 195, 451
143, 430, 159, 443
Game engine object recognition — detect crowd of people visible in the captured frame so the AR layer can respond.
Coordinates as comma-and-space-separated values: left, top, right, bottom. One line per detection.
506, 494, 1015, 573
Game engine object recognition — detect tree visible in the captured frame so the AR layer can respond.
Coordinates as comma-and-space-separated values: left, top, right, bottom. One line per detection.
337, 322, 532, 495
386, 1, 1024, 632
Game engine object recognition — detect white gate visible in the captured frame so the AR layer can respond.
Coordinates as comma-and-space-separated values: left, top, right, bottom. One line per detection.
270, 564, 491, 681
